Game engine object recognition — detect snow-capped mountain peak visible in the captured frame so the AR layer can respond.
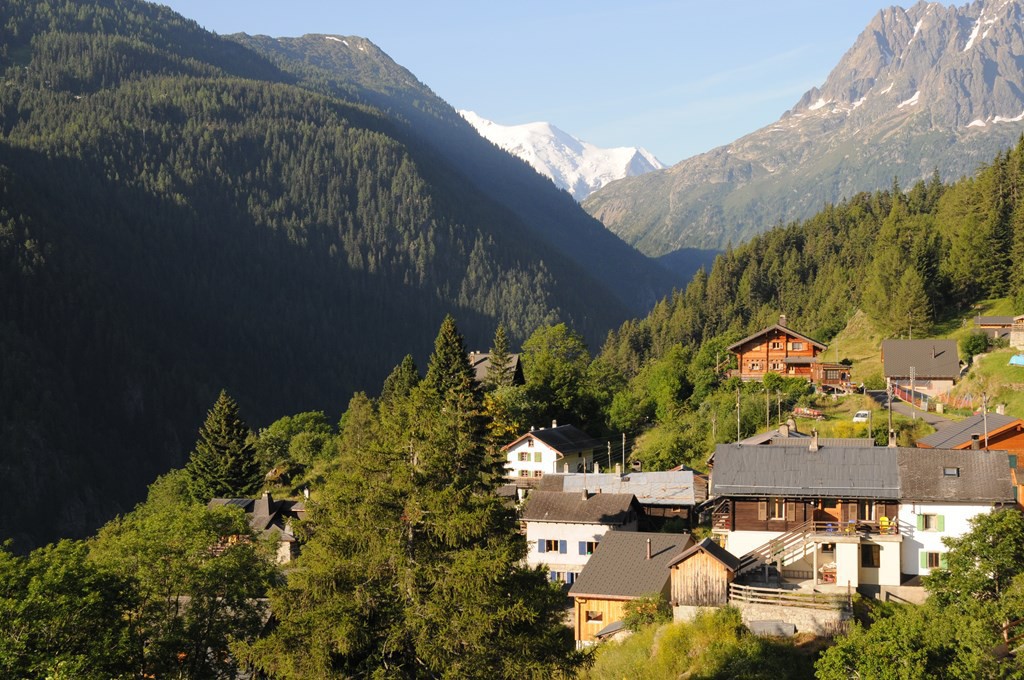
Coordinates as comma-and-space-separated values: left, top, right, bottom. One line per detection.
459, 110, 664, 201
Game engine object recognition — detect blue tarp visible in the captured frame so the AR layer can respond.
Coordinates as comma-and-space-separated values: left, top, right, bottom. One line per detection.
1009, 355, 1024, 366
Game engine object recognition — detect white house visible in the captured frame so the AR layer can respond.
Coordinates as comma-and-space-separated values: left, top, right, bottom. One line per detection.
521, 489, 639, 585
503, 423, 600, 494
897, 448, 1014, 579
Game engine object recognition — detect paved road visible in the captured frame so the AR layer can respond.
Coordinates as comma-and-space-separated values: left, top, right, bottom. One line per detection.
866, 390, 951, 428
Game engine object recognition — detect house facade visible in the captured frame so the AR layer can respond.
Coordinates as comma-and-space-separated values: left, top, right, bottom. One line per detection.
710, 441, 904, 590
522, 490, 639, 585
709, 441, 1014, 592
726, 315, 836, 385
898, 448, 1013, 578
502, 424, 600, 492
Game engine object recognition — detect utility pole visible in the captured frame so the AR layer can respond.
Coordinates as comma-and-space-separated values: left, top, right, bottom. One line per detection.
777, 391, 782, 425
607, 441, 612, 470
765, 386, 770, 429
887, 383, 894, 435
736, 387, 741, 441
909, 366, 916, 421
711, 411, 717, 442
622, 432, 626, 473
983, 393, 989, 449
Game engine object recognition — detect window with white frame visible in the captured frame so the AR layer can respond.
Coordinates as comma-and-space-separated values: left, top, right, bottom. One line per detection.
518, 451, 529, 461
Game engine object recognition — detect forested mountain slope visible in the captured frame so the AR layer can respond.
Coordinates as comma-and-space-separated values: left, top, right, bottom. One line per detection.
585, 0, 1024, 254
0, 0, 676, 548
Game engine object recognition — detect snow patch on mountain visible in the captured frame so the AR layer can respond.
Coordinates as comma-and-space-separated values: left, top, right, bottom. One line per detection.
458, 110, 664, 201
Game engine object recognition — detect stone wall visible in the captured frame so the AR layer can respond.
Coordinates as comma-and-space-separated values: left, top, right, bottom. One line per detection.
675, 603, 850, 636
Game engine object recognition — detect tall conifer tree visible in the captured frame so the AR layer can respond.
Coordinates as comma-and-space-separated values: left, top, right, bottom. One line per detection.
185, 390, 262, 502
484, 323, 513, 390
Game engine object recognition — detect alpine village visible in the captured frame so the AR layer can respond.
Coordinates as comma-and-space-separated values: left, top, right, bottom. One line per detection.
9, 0, 1024, 678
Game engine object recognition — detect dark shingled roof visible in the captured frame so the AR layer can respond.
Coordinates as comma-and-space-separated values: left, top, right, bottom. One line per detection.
208, 492, 305, 537
726, 324, 826, 353
667, 537, 742, 572
468, 351, 523, 385
916, 414, 1023, 449
898, 448, 1014, 503
711, 443, 900, 499
502, 424, 598, 455
569, 531, 692, 599
881, 339, 960, 379
520, 490, 638, 525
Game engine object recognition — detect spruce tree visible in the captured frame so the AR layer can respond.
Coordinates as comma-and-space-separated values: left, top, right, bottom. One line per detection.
483, 323, 513, 390
379, 354, 419, 405
185, 390, 262, 502
423, 314, 475, 398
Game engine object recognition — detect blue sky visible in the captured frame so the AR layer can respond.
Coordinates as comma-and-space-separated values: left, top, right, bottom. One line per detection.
157, 0, 903, 165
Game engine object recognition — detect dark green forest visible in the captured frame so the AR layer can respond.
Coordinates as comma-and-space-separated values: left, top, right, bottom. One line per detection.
0, 0, 688, 549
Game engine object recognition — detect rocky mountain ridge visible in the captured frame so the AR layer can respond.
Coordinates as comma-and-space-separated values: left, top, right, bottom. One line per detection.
584, 0, 1024, 255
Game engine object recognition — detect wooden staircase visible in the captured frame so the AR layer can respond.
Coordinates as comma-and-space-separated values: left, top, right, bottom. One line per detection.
735, 520, 816, 577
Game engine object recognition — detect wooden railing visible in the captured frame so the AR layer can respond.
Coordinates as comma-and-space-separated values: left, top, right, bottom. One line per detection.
807, 519, 900, 536
729, 583, 850, 611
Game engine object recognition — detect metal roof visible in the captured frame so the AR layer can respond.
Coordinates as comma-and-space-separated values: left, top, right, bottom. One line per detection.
520, 490, 638, 525
568, 531, 692, 599
711, 443, 901, 499
975, 316, 1015, 326
916, 414, 1022, 449
881, 339, 960, 379
538, 471, 700, 506
897, 448, 1013, 503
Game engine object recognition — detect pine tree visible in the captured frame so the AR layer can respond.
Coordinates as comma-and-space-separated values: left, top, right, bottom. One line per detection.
184, 390, 262, 502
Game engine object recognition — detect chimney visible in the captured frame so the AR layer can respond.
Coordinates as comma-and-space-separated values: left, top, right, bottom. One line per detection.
255, 491, 272, 516
581, 489, 590, 501
530, 425, 535, 432
563, 462, 569, 473
779, 423, 790, 438
615, 463, 622, 475
971, 434, 981, 450
809, 430, 819, 452
303, 487, 310, 500
646, 537, 652, 560
888, 430, 897, 448
779, 314, 788, 328
786, 418, 797, 433
551, 419, 558, 428
594, 464, 600, 474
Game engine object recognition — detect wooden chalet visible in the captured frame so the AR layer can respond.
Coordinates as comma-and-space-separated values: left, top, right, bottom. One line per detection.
727, 315, 845, 388
668, 537, 740, 607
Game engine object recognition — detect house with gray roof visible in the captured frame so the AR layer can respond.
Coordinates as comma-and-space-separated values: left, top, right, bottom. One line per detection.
897, 447, 1014, 579
537, 470, 706, 527
568, 531, 692, 644
502, 423, 601, 494
708, 438, 1015, 595
522, 490, 639, 586
208, 491, 306, 563
881, 339, 961, 398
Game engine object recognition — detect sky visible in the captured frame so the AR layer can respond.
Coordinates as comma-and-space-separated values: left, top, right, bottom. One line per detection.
156, 0, 905, 165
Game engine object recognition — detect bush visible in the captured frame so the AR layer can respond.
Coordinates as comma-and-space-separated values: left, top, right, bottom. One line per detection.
622, 594, 672, 631
862, 372, 886, 390
960, 332, 989, 360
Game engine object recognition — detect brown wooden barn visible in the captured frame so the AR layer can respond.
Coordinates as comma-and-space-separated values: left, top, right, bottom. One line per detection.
668, 537, 741, 607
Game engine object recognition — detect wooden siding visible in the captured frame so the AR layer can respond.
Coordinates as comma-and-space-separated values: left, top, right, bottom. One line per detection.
671, 551, 732, 606
573, 597, 627, 643
730, 498, 899, 532
732, 328, 822, 381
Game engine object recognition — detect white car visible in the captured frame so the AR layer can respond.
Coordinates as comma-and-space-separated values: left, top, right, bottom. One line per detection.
853, 410, 870, 423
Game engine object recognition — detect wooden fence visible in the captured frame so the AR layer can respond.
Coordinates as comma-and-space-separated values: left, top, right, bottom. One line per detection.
728, 583, 850, 611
